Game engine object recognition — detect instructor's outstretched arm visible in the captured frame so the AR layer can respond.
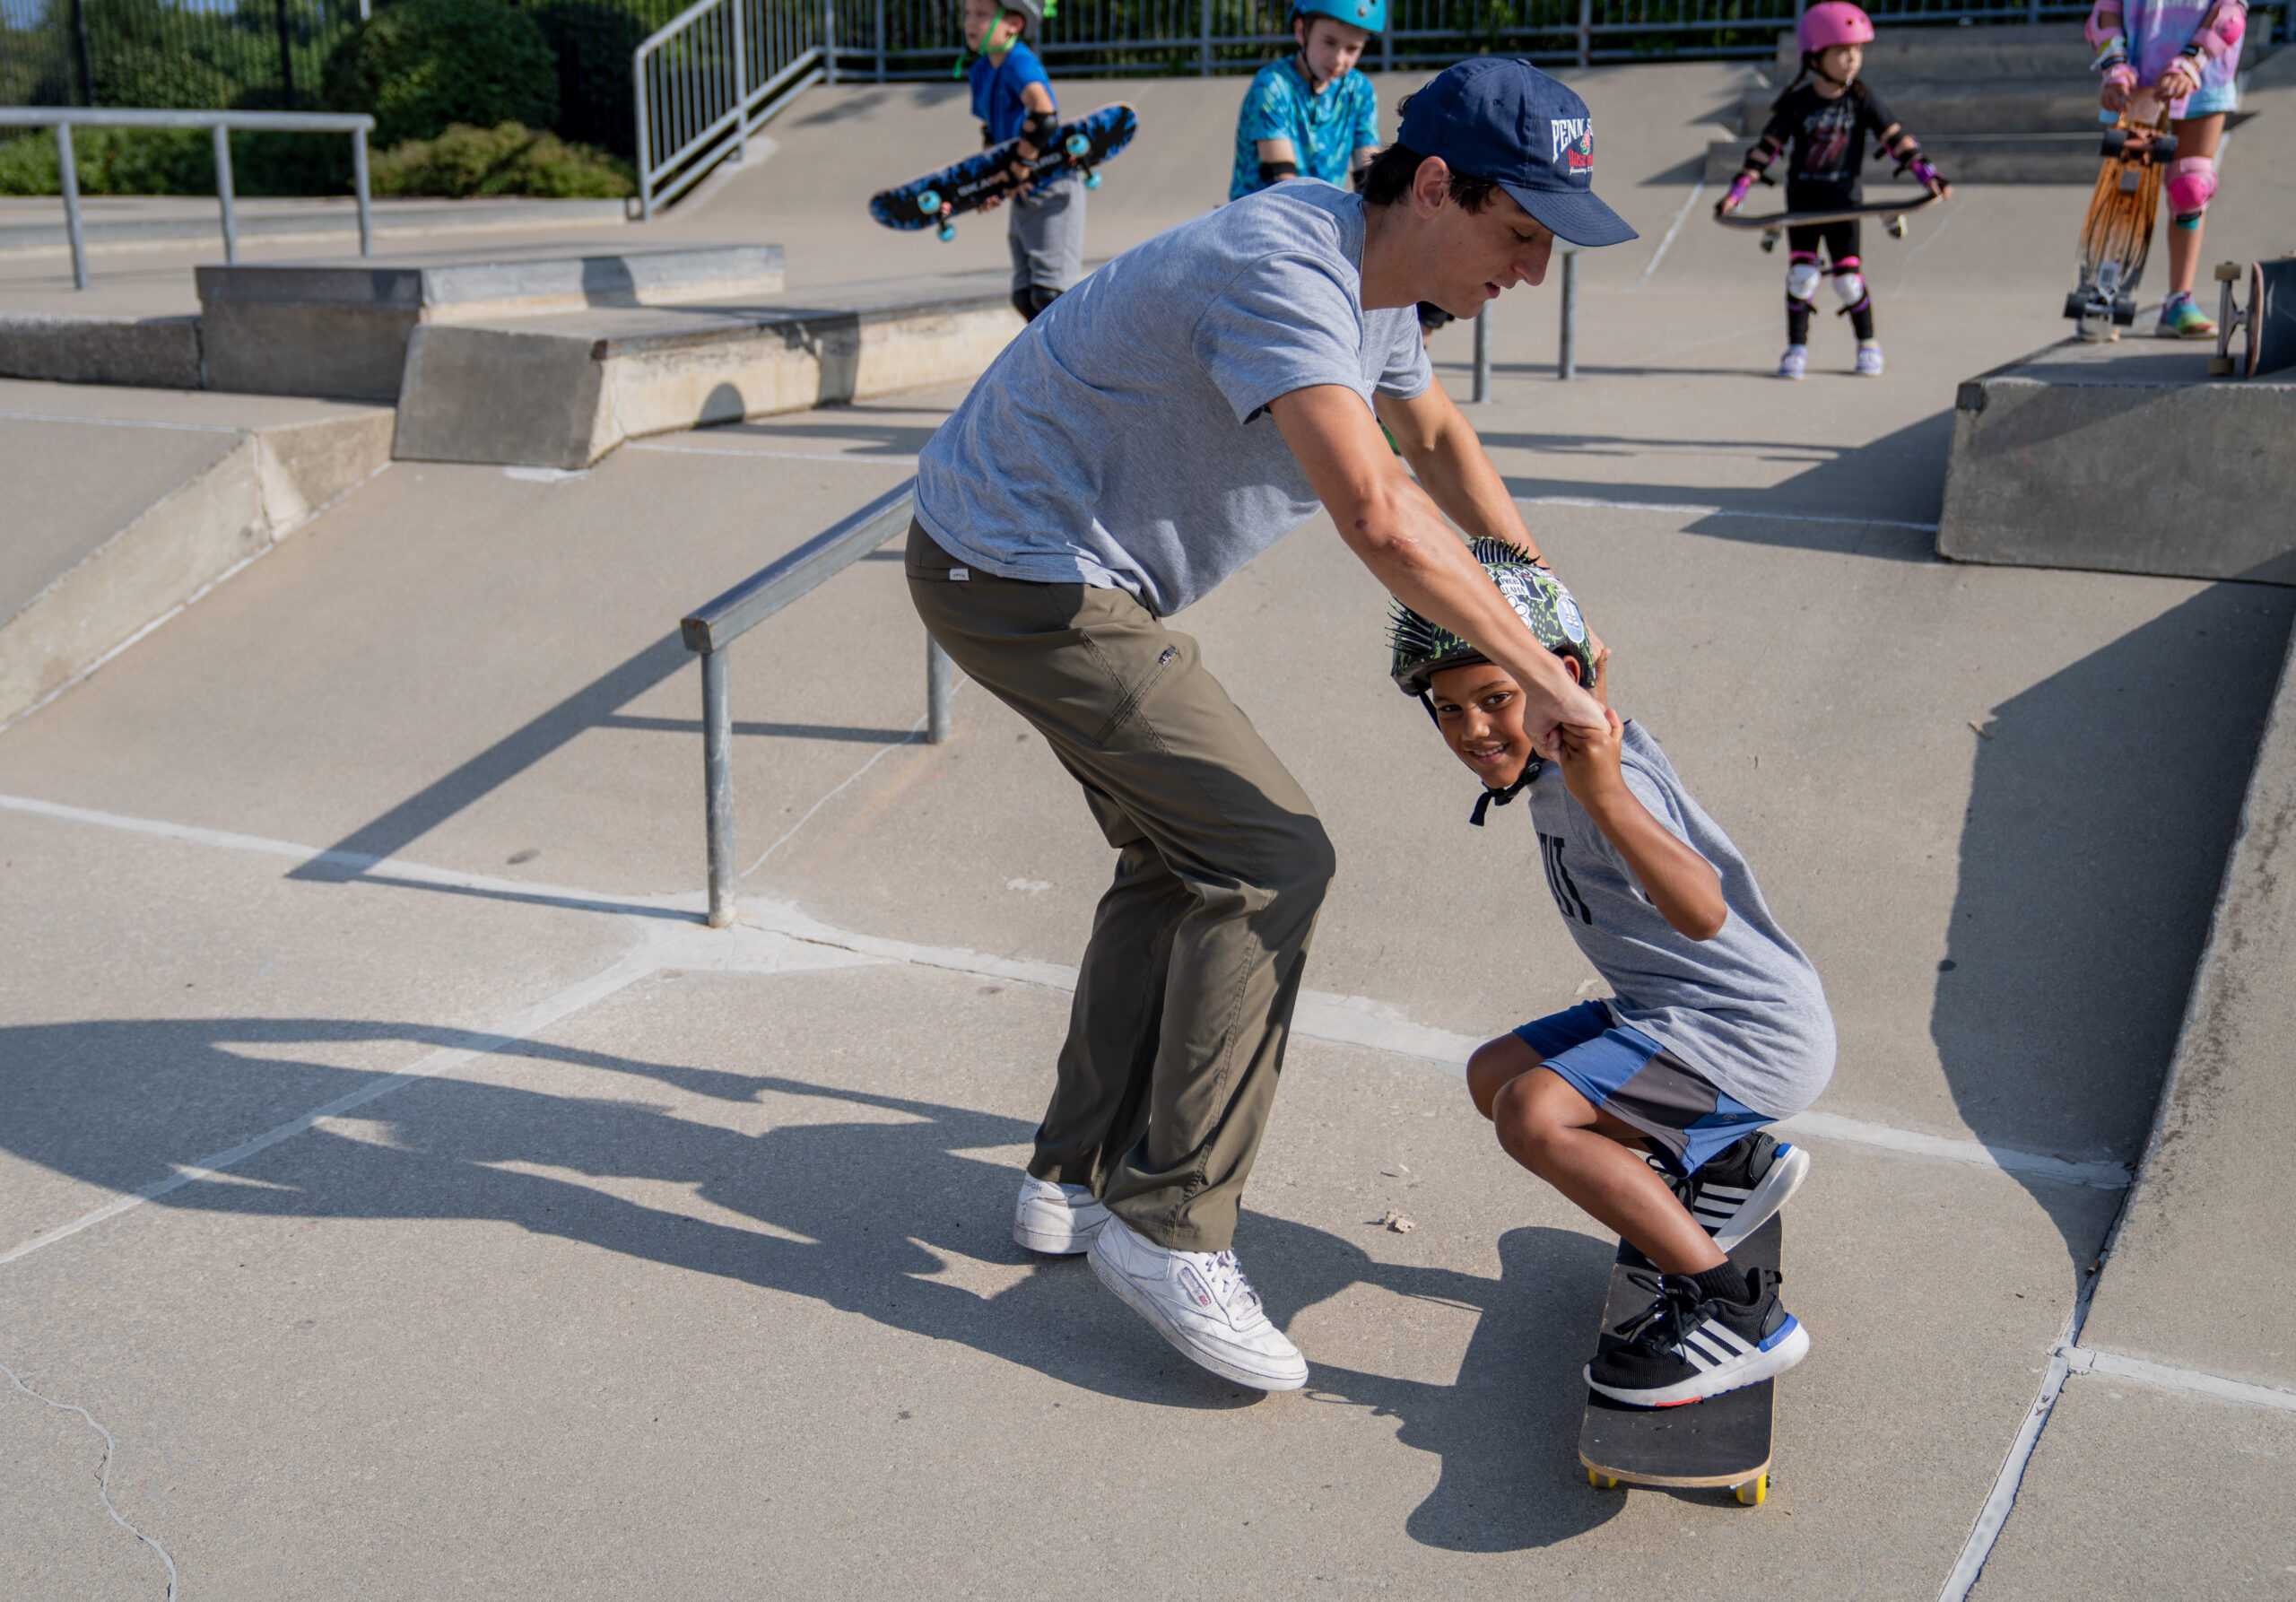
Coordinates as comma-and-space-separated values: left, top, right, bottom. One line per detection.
1273, 383, 1605, 751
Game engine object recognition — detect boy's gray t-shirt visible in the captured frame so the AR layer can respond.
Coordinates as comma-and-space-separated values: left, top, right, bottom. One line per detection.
914, 182, 1432, 617
1523, 720, 1835, 1119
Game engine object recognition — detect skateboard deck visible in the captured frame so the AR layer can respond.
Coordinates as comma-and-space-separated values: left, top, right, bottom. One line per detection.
2066, 93, 2179, 341
868, 102, 1137, 242
1716, 190, 1943, 253
2211, 257, 2296, 379
1578, 1214, 1781, 1507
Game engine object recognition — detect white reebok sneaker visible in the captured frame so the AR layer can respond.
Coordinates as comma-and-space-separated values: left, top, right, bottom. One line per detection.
1013, 1175, 1109, 1256
1087, 1215, 1308, 1391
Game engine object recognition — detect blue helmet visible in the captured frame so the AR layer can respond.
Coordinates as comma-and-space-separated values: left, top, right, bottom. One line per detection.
1292, 0, 1386, 35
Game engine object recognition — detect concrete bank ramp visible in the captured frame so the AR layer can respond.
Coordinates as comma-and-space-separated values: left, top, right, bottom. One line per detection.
0, 380, 390, 723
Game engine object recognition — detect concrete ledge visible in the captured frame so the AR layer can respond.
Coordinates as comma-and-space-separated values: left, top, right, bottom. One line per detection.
0, 406, 393, 723
392, 269, 1022, 470
2080, 625, 2296, 1392
196, 243, 786, 401
0, 312, 202, 388
1937, 337, 2296, 584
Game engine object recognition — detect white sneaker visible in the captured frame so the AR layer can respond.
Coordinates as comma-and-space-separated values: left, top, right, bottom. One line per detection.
1854, 340, 1885, 377
1777, 344, 1808, 379
1087, 1215, 1307, 1391
1013, 1175, 1109, 1256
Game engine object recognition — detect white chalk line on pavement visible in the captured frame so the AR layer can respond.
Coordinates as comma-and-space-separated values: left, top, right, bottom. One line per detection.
2, 1360, 179, 1599
1516, 492, 1940, 535
0, 791, 2128, 1275
1624, 178, 1706, 293
628, 442, 923, 467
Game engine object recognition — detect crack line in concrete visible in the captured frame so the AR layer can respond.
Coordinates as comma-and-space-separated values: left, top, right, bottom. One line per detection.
1, 1359, 179, 1600
739, 682, 967, 877
2061, 1345, 2296, 1413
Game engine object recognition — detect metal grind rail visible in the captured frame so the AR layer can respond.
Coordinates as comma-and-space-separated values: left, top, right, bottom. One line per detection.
680, 477, 952, 927
0, 107, 376, 291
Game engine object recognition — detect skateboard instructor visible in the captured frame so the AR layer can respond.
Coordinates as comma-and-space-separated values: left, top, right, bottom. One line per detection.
907, 58, 1636, 1391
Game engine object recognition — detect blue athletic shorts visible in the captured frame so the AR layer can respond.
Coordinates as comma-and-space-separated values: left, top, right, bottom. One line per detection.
1512, 1002, 1770, 1177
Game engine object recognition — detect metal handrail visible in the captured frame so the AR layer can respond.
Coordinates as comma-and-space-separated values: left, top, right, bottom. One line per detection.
680, 477, 952, 927
633, 0, 836, 222
0, 107, 375, 292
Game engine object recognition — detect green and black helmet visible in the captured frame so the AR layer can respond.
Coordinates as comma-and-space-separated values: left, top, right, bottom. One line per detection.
1387, 537, 1596, 699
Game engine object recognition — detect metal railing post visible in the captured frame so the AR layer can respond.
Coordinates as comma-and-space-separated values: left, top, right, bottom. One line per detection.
352, 128, 371, 256
732, 0, 750, 163
874, 0, 886, 82
702, 646, 735, 927
927, 637, 953, 744
1558, 248, 1579, 381
1472, 303, 1490, 403
1578, 0, 1592, 67
635, 48, 656, 220
824, 0, 839, 83
1199, 0, 1212, 75
55, 123, 87, 291
213, 123, 238, 263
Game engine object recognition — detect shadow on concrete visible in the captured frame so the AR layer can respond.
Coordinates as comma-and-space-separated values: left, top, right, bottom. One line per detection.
1931, 585, 2294, 1256
0, 1014, 1618, 1547
696, 413, 948, 457
1490, 410, 1951, 557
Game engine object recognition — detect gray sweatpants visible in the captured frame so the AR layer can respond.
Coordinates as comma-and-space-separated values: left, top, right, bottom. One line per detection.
1008, 170, 1085, 295
905, 518, 1334, 1253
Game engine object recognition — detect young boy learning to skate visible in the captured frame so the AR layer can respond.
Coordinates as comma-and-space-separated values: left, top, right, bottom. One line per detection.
1229, 0, 1384, 203
1389, 544, 1835, 1406
1715, 2, 1951, 379
957, 0, 1083, 322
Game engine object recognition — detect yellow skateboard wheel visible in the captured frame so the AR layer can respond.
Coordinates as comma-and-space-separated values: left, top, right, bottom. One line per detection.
1734, 1473, 1768, 1507
1588, 1470, 1620, 1490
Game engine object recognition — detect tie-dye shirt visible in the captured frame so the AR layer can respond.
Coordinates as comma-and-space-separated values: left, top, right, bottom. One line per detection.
1229, 57, 1380, 201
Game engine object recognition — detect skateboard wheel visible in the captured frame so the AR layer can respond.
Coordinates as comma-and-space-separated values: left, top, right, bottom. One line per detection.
917, 188, 940, 214
1587, 1470, 1621, 1490
2100, 131, 2129, 158
2112, 295, 2136, 326
1886, 215, 1907, 239
2153, 134, 2179, 161
2064, 291, 2090, 321
2215, 262, 2244, 283
1065, 132, 1090, 156
1734, 1473, 1768, 1507
1759, 232, 1778, 253
1083, 170, 1101, 189
936, 223, 956, 242
2210, 355, 2235, 376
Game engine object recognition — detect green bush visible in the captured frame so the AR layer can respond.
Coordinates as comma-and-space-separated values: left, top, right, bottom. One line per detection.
323, 0, 559, 148
0, 126, 210, 196
369, 121, 633, 198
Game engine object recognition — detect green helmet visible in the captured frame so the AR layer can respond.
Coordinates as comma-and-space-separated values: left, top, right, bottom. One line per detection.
1387, 537, 1596, 699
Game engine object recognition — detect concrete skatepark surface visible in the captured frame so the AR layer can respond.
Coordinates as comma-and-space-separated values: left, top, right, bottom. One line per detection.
5, 48, 2296, 1602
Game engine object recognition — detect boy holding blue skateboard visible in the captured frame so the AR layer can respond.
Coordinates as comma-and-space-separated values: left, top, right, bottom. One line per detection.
1388, 548, 1834, 1406
958, 0, 1084, 320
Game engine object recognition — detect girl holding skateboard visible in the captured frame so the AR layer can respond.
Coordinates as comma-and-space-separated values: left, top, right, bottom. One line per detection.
1716, 2, 1951, 379
2087, 0, 2248, 338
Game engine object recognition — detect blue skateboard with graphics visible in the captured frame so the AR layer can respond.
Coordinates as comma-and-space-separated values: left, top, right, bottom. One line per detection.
869, 102, 1137, 243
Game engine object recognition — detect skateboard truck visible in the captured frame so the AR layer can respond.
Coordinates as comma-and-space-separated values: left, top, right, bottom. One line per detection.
2211, 259, 2248, 377
2066, 261, 2136, 343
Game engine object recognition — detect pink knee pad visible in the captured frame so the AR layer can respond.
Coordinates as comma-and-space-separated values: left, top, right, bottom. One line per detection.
2167, 157, 2217, 218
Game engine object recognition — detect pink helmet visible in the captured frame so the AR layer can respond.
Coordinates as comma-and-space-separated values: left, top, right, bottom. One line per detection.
1797, 1, 1874, 54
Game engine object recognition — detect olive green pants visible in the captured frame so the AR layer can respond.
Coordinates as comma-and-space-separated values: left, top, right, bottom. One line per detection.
906, 519, 1334, 1252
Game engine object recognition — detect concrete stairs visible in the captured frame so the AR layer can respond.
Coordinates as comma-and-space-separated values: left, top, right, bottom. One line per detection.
1705, 23, 2120, 183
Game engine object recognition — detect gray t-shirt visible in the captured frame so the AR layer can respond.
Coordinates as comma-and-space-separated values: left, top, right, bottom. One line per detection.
1523, 720, 1835, 1119
914, 182, 1432, 617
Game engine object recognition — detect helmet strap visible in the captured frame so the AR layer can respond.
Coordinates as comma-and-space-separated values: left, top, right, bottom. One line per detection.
1468, 762, 1540, 827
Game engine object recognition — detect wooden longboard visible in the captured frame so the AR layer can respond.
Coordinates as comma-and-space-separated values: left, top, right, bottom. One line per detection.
2066, 95, 2177, 336
1578, 1214, 1781, 1506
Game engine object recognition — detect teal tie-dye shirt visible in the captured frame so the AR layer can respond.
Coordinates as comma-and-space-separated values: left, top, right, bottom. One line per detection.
1229, 58, 1380, 201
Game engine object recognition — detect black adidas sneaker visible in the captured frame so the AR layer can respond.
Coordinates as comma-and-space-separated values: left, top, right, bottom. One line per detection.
1585, 1267, 1810, 1408
1677, 1133, 1810, 1253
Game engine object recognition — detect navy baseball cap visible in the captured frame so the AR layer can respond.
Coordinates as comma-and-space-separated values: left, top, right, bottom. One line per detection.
1397, 58, 1638, 248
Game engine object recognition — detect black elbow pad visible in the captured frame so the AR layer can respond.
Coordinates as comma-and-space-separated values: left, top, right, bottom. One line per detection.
1021, 109, 1060, 147
1258, 160, 1300, 186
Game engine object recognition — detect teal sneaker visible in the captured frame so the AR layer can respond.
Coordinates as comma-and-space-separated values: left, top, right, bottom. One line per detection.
2157, 292, 2217, 340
